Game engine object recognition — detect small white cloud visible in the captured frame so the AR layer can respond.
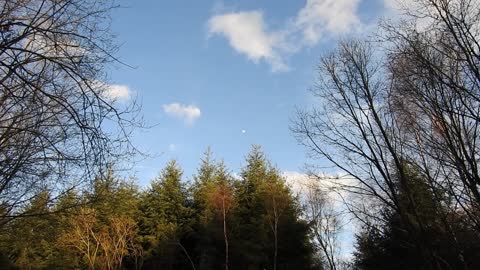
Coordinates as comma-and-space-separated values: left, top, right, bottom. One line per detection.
168, 144, 176, 151
104, 84, 131, 101
163, 103, 201, 124
87, 81, 131, 102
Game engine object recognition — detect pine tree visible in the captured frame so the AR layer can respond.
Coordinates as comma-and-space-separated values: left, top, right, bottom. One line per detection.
139, 160, 194, 270
353, 163, 480, 270
2, 191, 58, 269
231, 146, 317, 270
231, 146, 270, 269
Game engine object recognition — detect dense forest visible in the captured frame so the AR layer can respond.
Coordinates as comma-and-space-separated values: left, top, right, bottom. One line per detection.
2, 0, 480, 269
0, 148, 320, 269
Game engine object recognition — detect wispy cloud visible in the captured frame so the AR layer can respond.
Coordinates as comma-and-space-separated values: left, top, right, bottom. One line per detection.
207, 0, 362, 71
293, 0, 360, 45
163, 103, 201, 125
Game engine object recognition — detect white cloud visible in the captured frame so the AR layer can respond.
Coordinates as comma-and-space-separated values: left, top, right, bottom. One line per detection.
85, 81, 132, 102
232, 172, 242, 181
282, 170, 359, 206
208, 11, 287, 71
283, 171, 338, 196
104, 84, 131, 101
23, 22, 87, 59
163, 103, 201, 124
207, 0, 361, 71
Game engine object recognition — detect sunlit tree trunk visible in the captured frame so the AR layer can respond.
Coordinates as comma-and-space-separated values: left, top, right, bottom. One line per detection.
223, 196, 229, 270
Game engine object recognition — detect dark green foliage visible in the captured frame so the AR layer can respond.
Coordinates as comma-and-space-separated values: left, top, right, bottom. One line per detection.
138, 160, 195, 270
0, 191, 80, 269
353, 164, 480, 270
0, 149, 318, 270
229, 146, 317, 270
2, 192, 52, 268
229, 147, 273, 268
189, 147, 318, 270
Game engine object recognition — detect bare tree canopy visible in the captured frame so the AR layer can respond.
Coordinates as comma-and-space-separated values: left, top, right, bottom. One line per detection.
0, 0, 141, 220
293, 0, 480, 268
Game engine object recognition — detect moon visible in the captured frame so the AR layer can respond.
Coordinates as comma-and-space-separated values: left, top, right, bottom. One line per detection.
241, 129, 246, 134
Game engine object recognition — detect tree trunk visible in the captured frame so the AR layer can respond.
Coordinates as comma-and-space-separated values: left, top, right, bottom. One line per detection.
177, 242, 196, 270
223, 197, 229, 270
274, 221, 278, 270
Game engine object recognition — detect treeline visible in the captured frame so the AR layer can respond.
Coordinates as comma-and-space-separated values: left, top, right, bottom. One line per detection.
3, 0, 480, 269
0, 147, 320, 270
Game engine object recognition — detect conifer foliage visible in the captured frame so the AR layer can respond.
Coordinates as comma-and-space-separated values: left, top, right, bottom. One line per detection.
0, 147, 319, 270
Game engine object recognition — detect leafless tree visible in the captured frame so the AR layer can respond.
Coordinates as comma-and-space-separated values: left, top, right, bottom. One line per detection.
0, 0, 141, 221
59, 208, 99, 270
384, 0, 480, 229
261, 175, 289, 270
292, 1, 480, 268
292, 38, 406, 224
291, 38, 461, 268
302, 179, 341, 270
59, 208, 139, 270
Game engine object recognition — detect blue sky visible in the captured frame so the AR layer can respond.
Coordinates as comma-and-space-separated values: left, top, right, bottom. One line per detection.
105, 0, 406, 259
107, 0, 394, 184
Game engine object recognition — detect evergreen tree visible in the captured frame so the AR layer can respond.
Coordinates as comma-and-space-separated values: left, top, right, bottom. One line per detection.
353, 164, 480, 270
0, 150, 323, 270
231, 146, 317, 270
139, 160, 194, 270
4, 191, 57, 269
192, 148, 217, 212
190, 150, 219, 269
231, 146, 270, 269
0, 190, 83, 269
